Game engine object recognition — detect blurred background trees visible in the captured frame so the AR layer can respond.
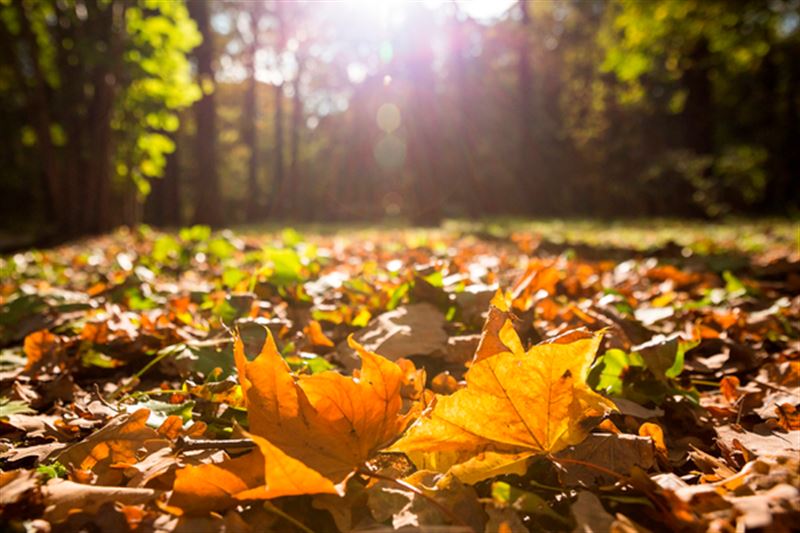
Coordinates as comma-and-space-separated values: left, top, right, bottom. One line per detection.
1, 0, 797, 242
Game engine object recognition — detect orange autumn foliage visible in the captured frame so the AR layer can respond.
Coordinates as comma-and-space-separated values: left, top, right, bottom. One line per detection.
169, 328, 418, 511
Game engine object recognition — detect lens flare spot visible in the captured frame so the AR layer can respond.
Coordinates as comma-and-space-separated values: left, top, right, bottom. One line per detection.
376, 103, 401, 133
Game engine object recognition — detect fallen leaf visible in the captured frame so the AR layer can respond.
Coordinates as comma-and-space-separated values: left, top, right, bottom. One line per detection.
168, 446, 265, 514
336, 303, 448, 371
0, 469, 41, 510
473, 290, 514, 363
391, 320, 615, 483
42, 478, 159, 522
720, 376, 741, 403
366, 470, 481, 531
0, 442, 67, 465
236, 328, 415, 484
715, 425, 800, 459
23, 330, 61, 373
556, 434, 656, 486
571, 491, 615, 533
157, 415, 184, 440
639, 422, 668, 461
775, 403, 800, 431
56, 409, 168, 485
169, 327, 416, 512
304, 319, 334, 348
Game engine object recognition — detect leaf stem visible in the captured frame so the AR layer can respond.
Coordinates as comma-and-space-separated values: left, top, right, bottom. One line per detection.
549, 456, 628, 483
356, 468, 475, 533
175, 436, 256, 453
263, 500, 315, 533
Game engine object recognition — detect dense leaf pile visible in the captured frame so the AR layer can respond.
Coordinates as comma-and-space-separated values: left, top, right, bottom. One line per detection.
1, 225, 798, 532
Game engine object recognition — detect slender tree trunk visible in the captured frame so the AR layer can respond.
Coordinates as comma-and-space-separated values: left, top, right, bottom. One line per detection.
145, 134, 181, 227
267, 2, 286, 218
516, 0, 537, 213
270, 82, 285, 217
84, 0, 126, 233
449, 7, 484, 216
244, 8, 261, 222
288, 54, 304, 218
680, 37, 714, 217
682, 37, 714, 157
189, 0, 223, 227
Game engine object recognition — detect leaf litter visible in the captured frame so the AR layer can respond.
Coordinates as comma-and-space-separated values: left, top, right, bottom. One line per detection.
0, 224, 798, 532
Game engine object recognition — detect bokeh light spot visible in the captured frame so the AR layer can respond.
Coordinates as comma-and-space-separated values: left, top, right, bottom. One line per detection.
376, 103, 401, 133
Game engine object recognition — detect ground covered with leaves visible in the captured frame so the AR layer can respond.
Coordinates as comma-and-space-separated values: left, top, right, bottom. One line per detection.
1, 221, 798, 532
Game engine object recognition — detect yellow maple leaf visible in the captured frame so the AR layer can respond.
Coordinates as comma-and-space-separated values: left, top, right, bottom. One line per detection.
390, 320, 616, 484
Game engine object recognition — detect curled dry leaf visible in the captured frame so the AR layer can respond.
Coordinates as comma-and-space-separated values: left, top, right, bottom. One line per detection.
473, 290, 513, 363
23, 329, 62, 374
56, 409, 169, 485
639, 422, 668, 461
391, 319, 616, 483
304, 319, 335, 348
720, 376, 741, 404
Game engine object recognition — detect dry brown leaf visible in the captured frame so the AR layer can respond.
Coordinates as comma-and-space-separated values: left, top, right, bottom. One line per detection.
556, 434, 656, 486
56, 409, 168, 485
337, 303, 448, 371
157, 415, 184, 440
23, 329, 61, 373
42, 478, 159, 522
720, 376, 741, 404
715, 424, 800, 459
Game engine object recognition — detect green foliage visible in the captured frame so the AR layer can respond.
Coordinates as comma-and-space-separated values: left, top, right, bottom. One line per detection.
0, 0, 201, 232
589, 336, 699, 405
37, 461, 68, 480
119, 0, 202, 194
0, 397, 34, 418
601, 1, 775, 106
263, 247, 304, 287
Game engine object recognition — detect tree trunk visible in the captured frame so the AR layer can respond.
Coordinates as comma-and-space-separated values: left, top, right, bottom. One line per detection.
449, 7, 484, 216
682, 37, 714, 157
9, 0, 66, 235
189, 0, 223, 227
267, 2, 286, 218
244, 7, 261, 222
288, 54, 304, 218
516, 0, 538, 213
146, 134, 181, 227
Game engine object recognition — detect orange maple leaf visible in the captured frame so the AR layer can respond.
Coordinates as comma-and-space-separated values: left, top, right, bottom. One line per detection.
169, 328, 416, 510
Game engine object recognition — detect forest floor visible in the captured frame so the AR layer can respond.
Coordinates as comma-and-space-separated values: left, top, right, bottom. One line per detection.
0, 220, 798, 532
